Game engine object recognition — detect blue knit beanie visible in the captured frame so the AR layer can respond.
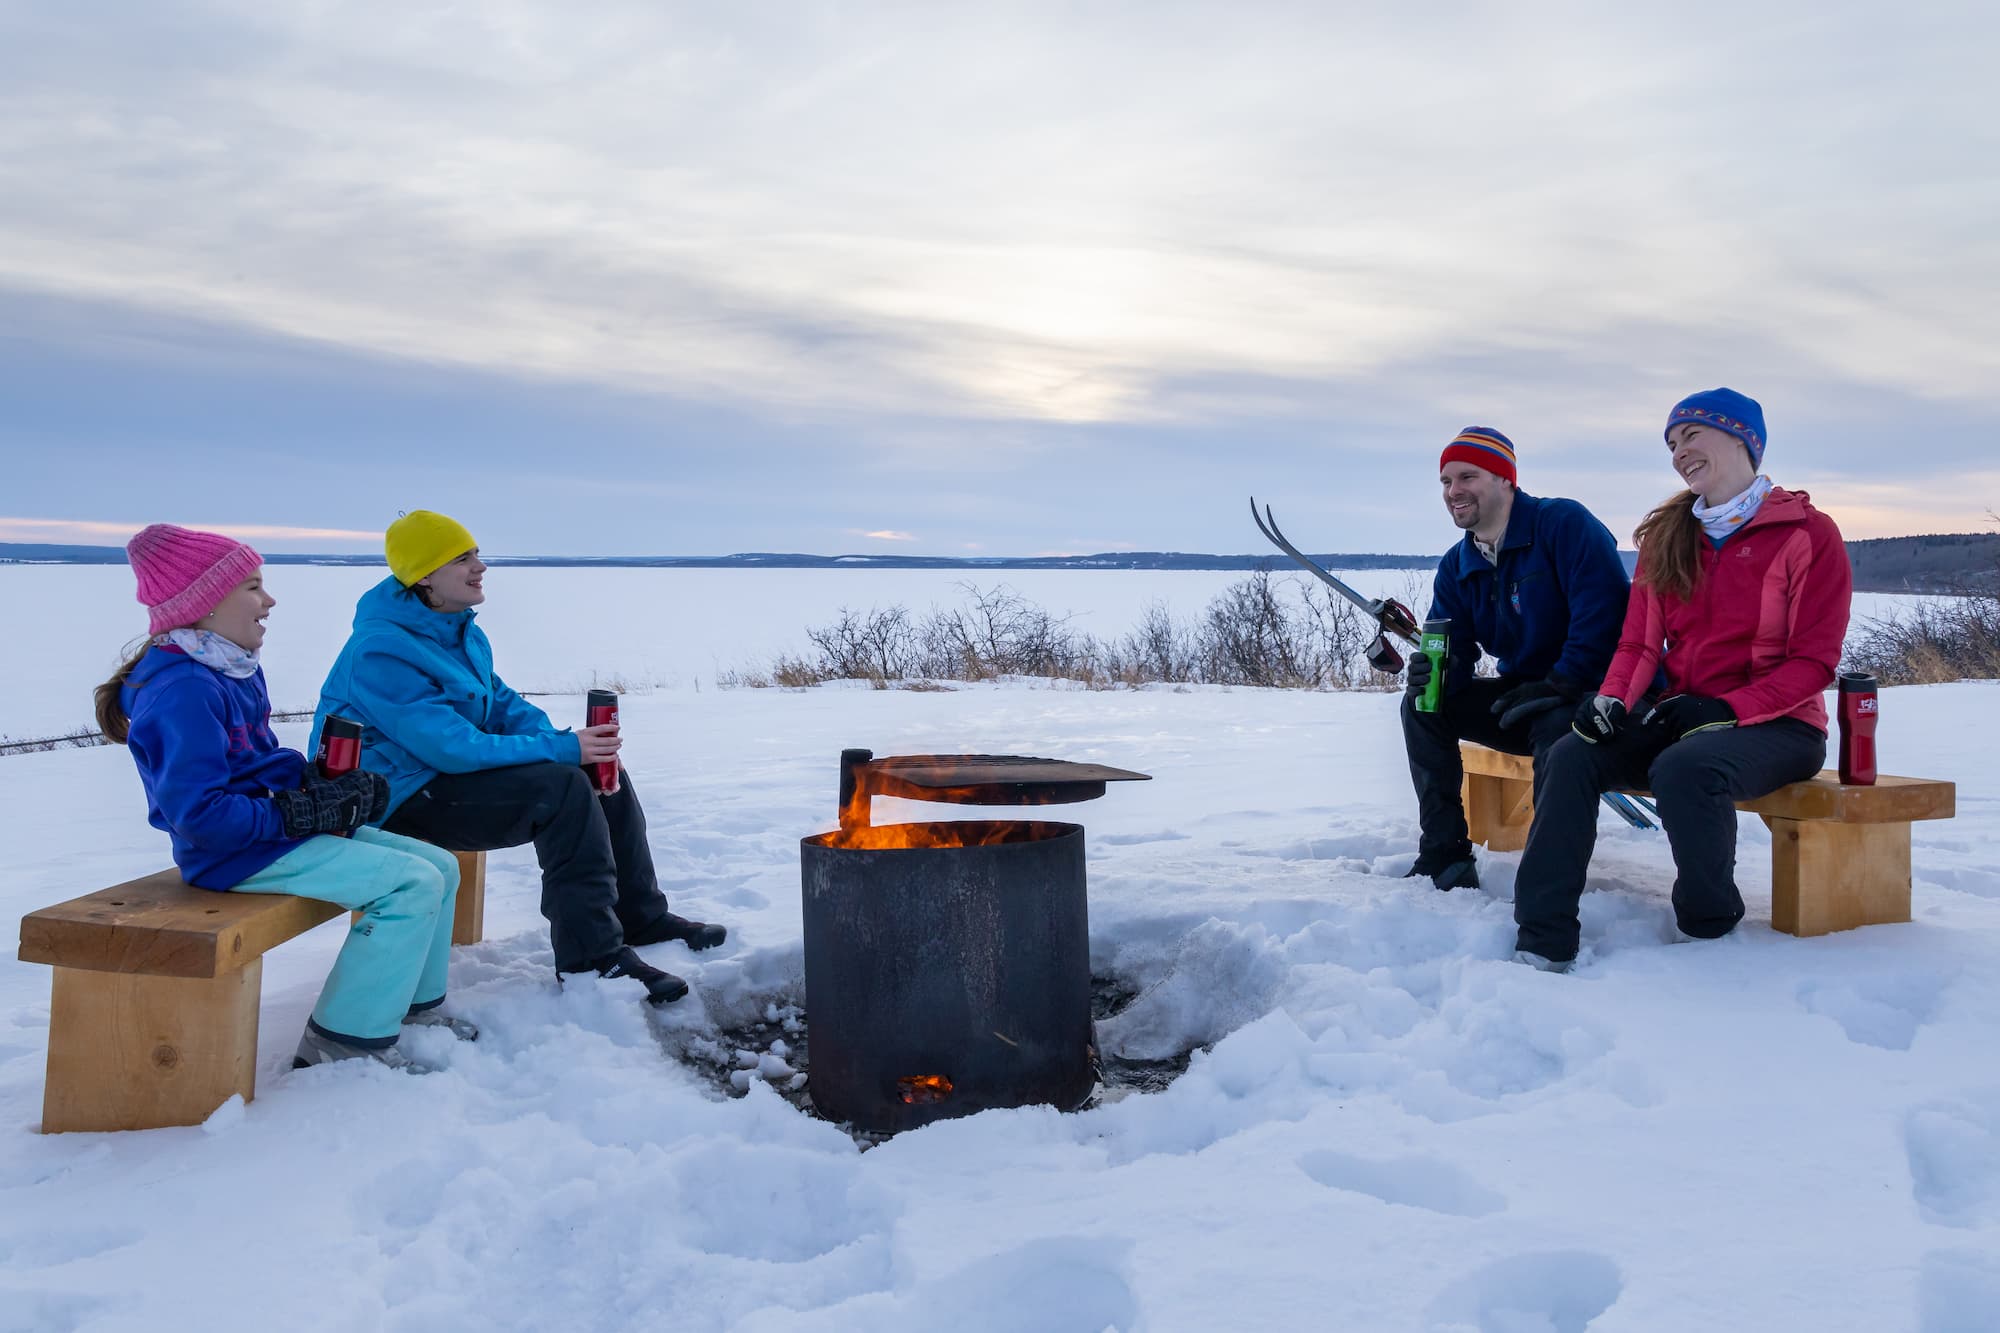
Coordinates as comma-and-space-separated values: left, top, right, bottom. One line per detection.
1665, 388, 1766, 469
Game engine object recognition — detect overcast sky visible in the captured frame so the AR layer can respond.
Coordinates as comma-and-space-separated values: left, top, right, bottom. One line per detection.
4, 1, 1996, 556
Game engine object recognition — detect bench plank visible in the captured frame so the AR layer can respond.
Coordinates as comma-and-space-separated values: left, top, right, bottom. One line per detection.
18, 870, 341, 980
1455, 746, 1953, 825
1455, 741, 1953, 938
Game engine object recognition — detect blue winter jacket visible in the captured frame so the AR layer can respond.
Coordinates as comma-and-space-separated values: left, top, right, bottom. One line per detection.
122, 645, 308, 889
1428, 490, 1630, 693
310, 577, 581, 819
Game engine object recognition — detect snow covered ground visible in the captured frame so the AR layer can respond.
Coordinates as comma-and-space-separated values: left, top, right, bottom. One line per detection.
3, 570, 1998, 1331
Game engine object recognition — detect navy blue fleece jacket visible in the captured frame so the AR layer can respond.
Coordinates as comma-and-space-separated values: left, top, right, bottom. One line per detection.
1428, 490, 1630, 692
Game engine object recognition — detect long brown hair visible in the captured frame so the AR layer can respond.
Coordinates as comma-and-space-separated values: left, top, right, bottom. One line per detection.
1633, 489, 1703, 603
94, 641, 151, 744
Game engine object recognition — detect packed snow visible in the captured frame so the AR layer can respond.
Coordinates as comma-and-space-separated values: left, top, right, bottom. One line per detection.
3, 568, 1997, 1331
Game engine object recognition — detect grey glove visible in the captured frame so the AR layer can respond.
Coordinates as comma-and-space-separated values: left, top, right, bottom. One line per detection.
1571, 694, 1629, 744
274, 771, 390, 839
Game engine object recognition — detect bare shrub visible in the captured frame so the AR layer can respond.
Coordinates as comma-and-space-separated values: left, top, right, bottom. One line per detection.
737, 574, 1406, 691
1845, 594, 2000, 684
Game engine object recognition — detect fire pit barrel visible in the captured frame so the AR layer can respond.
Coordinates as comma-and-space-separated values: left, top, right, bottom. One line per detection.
800, 819, 1093, 1133
800, 752, 1148, 1134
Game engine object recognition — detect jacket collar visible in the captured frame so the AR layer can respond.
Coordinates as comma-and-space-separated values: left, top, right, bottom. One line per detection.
1451, 489, 1542, 573
1733, 485, 1807, 534
353, 574, 475, 646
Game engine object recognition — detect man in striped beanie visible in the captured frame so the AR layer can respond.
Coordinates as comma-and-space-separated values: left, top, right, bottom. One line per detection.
1400, 425, 1633, 892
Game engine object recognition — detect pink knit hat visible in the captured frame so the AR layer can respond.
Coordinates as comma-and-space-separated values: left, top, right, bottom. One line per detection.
127, 524, 263, 635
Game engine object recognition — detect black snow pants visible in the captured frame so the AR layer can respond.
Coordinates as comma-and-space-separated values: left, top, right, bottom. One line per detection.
1403, 676, 1578, 873
1512, 719, 1827, 962
385, 762, 672, 972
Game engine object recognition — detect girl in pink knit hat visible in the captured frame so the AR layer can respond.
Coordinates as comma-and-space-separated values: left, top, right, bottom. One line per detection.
95, 523, 477, 1073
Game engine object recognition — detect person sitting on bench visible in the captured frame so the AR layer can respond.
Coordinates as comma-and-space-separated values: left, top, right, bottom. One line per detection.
310, 510, 726, 1008
1401, 426, 1633, 891
97, 524, 472, 1071
1513, 389, 1853, 972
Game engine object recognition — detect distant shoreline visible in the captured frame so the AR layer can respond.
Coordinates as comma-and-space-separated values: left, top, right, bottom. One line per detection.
0, 541, 1433, 572
2, 534, 1992, 593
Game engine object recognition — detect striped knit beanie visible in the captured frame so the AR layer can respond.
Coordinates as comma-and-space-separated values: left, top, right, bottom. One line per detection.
1665, 388, 1766, 469
1439, 427, 1518, 486
127, 524, 263, 636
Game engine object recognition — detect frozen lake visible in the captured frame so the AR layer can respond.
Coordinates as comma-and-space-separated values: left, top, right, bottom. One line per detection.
0, 564, 1927, 739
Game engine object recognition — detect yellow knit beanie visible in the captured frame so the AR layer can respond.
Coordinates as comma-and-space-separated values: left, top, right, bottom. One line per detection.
385, 510, 477, 586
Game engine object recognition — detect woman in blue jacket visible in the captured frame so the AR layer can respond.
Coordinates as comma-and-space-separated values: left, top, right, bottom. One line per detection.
311, 511, 724, 1007
98, 524, 471, 1072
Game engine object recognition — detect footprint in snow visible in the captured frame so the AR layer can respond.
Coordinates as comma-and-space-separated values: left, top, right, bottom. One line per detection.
0, 1222, 144, 1266
1797, 971, 1951, 1051
1920, 1248, 2000, 1333
1424, 1249, 1623, 1332
1905, 1089, 2000, 1228
1297, 1149, 1506, 1217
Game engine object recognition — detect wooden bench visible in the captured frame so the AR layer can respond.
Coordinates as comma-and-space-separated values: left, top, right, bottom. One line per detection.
1458, 743, 1954, 938
17, 850, 485, 1134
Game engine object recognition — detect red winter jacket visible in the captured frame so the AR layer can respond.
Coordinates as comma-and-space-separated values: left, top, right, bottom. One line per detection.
1598, 487, 1851, 732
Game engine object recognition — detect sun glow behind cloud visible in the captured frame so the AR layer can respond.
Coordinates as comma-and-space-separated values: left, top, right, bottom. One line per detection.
2, 3, 1994, 430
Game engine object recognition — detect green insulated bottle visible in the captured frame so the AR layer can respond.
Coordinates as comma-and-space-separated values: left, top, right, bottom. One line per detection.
1417, 618, 1449, 714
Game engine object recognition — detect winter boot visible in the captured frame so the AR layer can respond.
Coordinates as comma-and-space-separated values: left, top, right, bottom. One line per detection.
564, 946, 690, 1006
404, 1006, 479, 1041
1405, 858, 1480, 892
626, 912, 728, 952
1513, 949, 1575, 974
292, 1025, 440, 1073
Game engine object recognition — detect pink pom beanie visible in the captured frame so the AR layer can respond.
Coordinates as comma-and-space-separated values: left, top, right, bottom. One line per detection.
127, 524, 263, 635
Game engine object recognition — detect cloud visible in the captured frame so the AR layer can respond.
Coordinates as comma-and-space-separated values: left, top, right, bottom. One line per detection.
0, 2, 1996, 553
0, 517, 382, 545
857, 530, 918, 542
2, 2, 1994, 430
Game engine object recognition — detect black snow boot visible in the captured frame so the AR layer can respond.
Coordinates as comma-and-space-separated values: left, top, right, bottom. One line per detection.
1405, 857, 1480, 893
625, 912, 728, 952
563, 947, 690, 1006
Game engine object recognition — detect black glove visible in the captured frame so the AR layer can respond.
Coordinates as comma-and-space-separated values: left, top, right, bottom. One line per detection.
1404, 650, 1434, 699
274, 771, 391, 839
1490, 677, 1579, 730
1571, 693, 1629, 744
1642, 694, 1736, 741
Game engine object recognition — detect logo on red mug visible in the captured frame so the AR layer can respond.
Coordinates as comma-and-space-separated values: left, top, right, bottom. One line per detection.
1857, 699, 1878, 714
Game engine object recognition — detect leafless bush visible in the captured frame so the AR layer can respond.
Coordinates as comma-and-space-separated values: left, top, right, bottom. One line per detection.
726, 574, 1410, 691
1845, 594, 2000, 684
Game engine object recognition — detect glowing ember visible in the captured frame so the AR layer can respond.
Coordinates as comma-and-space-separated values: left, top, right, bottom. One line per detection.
896, 1074, 954, 1104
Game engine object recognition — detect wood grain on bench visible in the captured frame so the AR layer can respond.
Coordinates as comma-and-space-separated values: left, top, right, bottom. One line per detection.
19, 869, 342, 979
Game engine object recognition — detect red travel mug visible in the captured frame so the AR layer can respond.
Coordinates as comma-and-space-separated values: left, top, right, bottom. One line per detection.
1837, 672, 1878, 786
315, 715, 362, 779
585, 688, 620, 795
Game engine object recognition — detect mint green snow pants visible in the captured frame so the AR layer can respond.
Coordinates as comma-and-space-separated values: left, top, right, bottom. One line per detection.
234, 827, 459, 1045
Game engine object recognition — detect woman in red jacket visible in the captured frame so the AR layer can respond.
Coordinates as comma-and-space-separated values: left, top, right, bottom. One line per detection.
1511, 388, 1852, 971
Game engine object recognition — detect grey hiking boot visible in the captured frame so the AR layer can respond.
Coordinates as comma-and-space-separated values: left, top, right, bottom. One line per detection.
404, 1007, 479, 1041
1513, 949, 1575, 974
292, 1025, 441, 1073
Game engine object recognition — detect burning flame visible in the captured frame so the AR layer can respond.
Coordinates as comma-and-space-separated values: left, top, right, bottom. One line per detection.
896, 1074, 954, 1104
821, 816, 1047, 851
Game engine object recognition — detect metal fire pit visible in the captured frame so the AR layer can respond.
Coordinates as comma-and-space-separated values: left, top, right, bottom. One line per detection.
800, 750, 1149, 1133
